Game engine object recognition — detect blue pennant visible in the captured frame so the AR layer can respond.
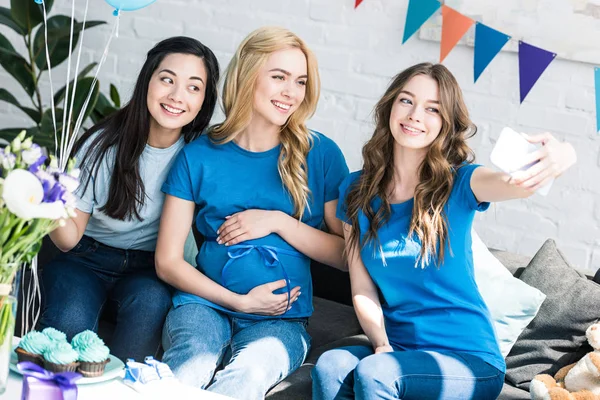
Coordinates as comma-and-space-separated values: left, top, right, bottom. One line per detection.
402, 0, 442, 44
474, 22, 511, 82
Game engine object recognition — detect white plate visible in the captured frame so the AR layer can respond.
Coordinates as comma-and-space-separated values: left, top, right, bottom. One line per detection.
10, 345, 125, 384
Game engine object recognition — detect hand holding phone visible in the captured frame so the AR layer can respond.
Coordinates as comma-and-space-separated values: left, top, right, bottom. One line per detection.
490, 127, 554, 196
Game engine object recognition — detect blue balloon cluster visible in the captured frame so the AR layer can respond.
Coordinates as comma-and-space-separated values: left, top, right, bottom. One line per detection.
104, 0, 157, 12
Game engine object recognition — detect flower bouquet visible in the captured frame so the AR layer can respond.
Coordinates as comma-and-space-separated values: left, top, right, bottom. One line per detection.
0, 131, 79, 393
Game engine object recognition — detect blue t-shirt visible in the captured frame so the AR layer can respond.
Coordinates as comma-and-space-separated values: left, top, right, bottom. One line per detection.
162, 131, 349, 319
337, 164, 505, 373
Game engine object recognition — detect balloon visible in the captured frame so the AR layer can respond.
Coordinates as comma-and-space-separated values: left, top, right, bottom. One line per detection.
104, 0, 157, 12
34, 0, 43, 4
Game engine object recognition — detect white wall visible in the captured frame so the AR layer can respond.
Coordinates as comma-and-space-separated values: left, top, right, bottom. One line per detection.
1, 0, 598, 273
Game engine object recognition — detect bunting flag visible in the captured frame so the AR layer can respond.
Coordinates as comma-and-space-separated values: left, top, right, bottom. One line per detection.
518, 41, 556, 103
594, 67, 600, 133
355, 0, 363, 9
402, 0, 442, 44
473, 23, 511, 82
440, 6, 474, 62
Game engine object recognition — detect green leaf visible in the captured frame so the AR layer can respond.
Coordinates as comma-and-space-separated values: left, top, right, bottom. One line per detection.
53, 62, 97, 104
0, 32, 35, 96
0, 88, 40, 123
69, 76, 100, 130
93, 92, 114, 116
33, 16, 105, 71
10, 0, 54, 33
40, 78, 99, 149
0, 7, 24, 35
110, 84, 120, 108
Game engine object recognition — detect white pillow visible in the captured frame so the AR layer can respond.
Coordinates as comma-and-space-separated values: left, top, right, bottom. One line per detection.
472, 229, 546, 357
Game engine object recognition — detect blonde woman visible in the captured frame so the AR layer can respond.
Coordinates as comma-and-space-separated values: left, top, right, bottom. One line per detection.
311, 63, 576, 400
155, 27, 349, 399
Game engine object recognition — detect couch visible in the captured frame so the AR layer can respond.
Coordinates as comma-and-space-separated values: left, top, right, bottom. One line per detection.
23, 238, 600, 400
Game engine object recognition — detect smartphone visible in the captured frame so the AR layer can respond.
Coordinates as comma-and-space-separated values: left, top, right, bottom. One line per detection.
490, 127, 553, 196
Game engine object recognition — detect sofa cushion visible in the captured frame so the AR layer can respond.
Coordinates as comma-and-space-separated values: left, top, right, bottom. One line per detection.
472, 231, 546, 357
504, 239, 600, 391
307, 296, 362, 352
497, 383, 530, 400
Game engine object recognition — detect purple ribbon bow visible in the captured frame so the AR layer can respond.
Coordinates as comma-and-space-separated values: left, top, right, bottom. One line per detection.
17, 361, 81, 400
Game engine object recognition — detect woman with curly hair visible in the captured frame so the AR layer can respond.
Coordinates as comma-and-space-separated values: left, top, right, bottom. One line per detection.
155, 27, 348, 399
311, 63, 576, 400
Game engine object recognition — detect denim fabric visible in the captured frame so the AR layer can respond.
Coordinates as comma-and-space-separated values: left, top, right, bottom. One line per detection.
162, 303, 311, 400
312, 345, 505, 400
39, 235, 172, 361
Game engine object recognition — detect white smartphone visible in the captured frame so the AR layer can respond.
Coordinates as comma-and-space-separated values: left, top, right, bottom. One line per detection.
490, 127, 553, 196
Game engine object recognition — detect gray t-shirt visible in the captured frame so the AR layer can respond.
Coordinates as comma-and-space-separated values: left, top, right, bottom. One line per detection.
75, 135, 185, 251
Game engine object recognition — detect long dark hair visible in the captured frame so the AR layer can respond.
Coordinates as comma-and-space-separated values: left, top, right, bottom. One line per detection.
74, 36, 219, 221
345, 63, 475, 268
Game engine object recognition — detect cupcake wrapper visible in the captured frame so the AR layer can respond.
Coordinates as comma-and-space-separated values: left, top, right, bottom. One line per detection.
44, 360, 80, 373
77, 358, 110, 377
15, 347, 44, 367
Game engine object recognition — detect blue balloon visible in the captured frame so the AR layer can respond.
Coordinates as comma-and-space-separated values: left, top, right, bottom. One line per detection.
34, 0, 43, 4
104, 0, 157, 12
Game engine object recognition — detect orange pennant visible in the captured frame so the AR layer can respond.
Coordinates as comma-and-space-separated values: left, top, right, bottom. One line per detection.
440, 6, 474, 62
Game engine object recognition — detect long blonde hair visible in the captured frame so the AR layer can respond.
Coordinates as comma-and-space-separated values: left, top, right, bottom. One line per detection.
345, 63, 475, 268
210, 27, 320, 220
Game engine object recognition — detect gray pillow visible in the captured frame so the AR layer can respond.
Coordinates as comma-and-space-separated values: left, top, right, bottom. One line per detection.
504, 239, 600, 391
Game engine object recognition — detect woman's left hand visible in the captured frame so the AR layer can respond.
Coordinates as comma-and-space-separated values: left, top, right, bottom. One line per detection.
217, 210, 282, 246
510, 132, 577, 192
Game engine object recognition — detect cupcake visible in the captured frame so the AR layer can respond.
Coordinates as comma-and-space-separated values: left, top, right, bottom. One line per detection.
72, 330, 110, 377
43, 341, 80, 373
15, 331, 52, 366
41, 327, 68, 343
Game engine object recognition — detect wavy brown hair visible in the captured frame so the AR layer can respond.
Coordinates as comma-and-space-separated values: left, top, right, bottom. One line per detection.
345, 63, 476, 268
209, 27, 320, 220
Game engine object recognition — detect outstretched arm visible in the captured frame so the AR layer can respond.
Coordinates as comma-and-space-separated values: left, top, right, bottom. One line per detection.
155, 195, 299, 316
343, 223, 392, 354
216, 199, 347, 271
471, 132, 576, 203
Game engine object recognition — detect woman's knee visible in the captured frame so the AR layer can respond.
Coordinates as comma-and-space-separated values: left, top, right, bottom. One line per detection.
313, 348, 361, 383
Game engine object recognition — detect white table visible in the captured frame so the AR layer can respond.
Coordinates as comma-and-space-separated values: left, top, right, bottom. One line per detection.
3, 338, 234, 400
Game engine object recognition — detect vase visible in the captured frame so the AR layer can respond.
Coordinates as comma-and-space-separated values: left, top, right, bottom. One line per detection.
0, 263, 21, 395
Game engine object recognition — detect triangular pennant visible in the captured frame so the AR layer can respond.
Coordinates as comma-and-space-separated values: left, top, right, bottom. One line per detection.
596, 67, 600, 133
518, 41, 556, 103
440, 6, 474, 62
474, 22, 511, 82
355, 0, 363, 9
402, 0, 441, 44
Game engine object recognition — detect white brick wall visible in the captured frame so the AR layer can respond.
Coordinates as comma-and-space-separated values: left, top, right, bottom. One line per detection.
1, 0, 598, 274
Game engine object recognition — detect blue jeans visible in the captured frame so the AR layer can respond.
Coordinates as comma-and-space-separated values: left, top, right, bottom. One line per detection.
312, 346, 505, 400
39, 236, 172, 361
162, 303, 311, 400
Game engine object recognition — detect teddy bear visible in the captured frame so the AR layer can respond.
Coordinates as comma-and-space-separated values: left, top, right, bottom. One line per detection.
530, 323, 600, 400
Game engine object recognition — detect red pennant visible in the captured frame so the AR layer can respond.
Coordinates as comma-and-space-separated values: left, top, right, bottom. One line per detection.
355, 0, 363, 8
440, 6, 474, 62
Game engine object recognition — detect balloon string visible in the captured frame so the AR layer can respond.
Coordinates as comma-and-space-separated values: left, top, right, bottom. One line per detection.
40, 0, 58, 156
59, 0, 77, 170
60, 0, 90, 171
64, 11, 120, 168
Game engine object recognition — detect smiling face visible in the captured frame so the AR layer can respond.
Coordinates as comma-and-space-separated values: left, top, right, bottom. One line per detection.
389, 74, 443, 153
147, 53, 208, 135
251, 47, 308, 130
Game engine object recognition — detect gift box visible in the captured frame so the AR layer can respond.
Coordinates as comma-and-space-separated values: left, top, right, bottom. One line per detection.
17, 361, 82, 400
